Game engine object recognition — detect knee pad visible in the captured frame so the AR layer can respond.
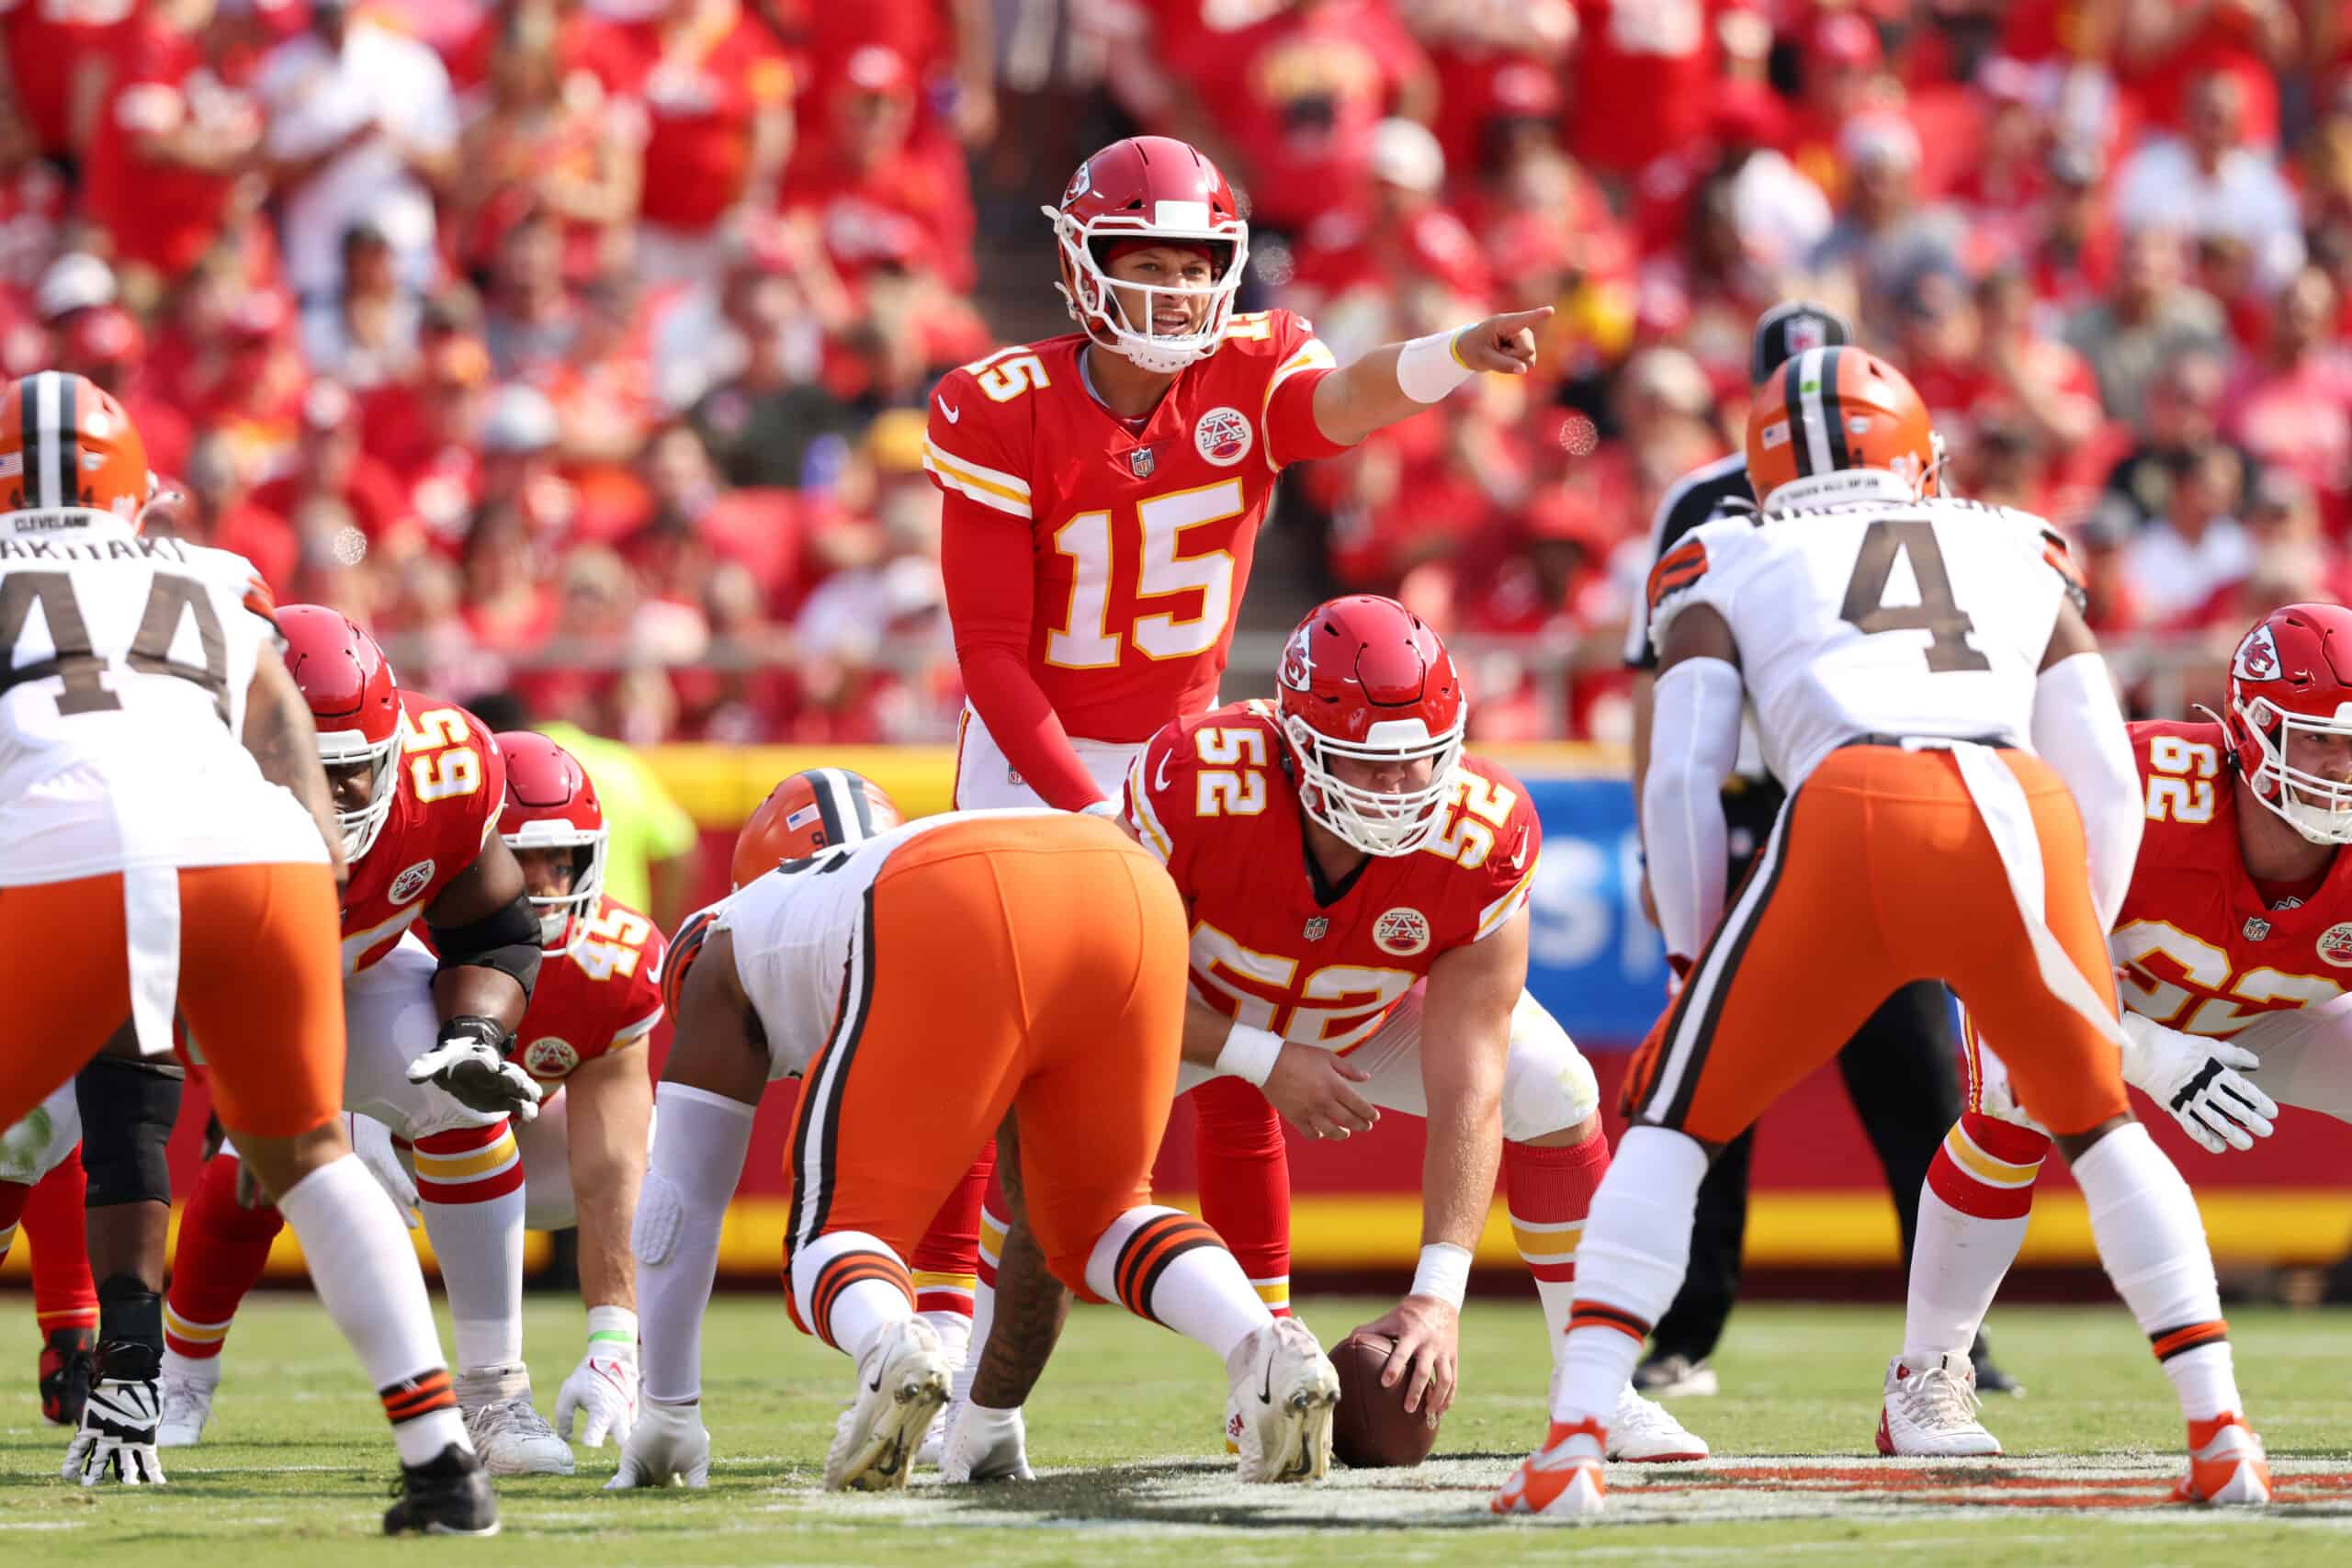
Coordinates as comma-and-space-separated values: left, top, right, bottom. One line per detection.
1499, 995, 1600, 1144
74, 1057, 183, 1209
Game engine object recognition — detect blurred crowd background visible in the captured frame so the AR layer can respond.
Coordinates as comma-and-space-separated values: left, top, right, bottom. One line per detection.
5, 0, 2345, 746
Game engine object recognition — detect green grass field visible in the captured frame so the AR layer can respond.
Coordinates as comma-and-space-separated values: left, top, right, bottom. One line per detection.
4, 1292, 2349, 1564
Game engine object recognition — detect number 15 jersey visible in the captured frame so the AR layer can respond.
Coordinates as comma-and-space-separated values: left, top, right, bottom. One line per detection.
925, 312, 1344, 744
1645, 495, 2083, 794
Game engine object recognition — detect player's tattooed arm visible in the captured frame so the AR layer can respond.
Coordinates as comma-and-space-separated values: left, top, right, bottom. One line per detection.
241, 652, 348, 885
969, 1116, 1073, 1412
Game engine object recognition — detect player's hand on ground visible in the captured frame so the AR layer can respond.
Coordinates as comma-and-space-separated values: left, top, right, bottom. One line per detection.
348, 1113, 420, 1228
559, 1340, 639, 1449
605, 1398, 708, 1489
1263, 1043, 1378, 1141
63, 1378, 167, 1486
1354, 1297, 1460, 1424
2118, 1012, 2277, 1154
1453, 308, 1554, 376
407, 1021, 543, 1122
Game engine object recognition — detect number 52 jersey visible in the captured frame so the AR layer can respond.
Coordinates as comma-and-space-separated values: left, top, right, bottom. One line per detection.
1123, 702, 1540, 1050
1645, 495, 2084, 792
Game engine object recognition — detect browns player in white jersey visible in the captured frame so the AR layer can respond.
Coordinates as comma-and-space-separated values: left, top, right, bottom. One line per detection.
1883, 602, 2352, 1457
938, 597, 1704, 1482
158, 609, 566, 1479
923, 128, 1550, 1440
1493, 348, 2270, 1517
0, 372, 496, 1530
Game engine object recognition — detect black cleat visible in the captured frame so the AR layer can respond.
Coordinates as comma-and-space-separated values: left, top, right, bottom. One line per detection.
1971, 1332, 2026, 1397
40, 1326, 96, 1427
1632, 1352, 1719, 1398
384, 1442, 501, 1536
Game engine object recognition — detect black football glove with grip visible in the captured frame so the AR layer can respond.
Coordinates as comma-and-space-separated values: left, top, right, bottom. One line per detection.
406, 1017, 544, 1122
64, 1375, 168, 1486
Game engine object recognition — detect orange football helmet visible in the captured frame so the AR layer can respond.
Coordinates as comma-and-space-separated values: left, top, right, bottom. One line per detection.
730, 768, 904, 888
0, 370, 152, 525
1745, 346, 1939, 510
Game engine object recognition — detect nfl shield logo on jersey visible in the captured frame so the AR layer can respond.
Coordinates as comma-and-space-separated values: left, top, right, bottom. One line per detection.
1129, 446, 1157, 479
1374, 907, 1430, 956
2320, 922, 2352, 967
1303, 916, 1329, 942
2245, 916, 2273, 942
389, 860, 436, 905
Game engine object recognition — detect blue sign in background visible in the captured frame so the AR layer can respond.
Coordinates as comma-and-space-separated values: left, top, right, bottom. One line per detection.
1517, 775, 1669, 1050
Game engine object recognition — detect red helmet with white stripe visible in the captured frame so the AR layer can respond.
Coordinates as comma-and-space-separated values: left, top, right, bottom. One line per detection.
279, 604, 401, 863
2224, 603, 2352, 844
1275, 595, 1465, 857
730, 768, 904, 888
1044, 136, 1249, 375
497, 731, 606, 949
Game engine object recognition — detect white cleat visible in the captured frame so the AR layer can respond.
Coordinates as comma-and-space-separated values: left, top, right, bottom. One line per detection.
464, 1395, 577, 1476
1876, 1352, 2002, 1458
2176, 1414, 2272, 1506
1607, 1383, 1708, 1461
1492, 1417, 1608, 1518
154, 1373, 215, 1449
911, 1311, 969, 1468
827, 1319, 952, 1492
1225, 1319, 1339, 1484
937, 1399, 1035, 1483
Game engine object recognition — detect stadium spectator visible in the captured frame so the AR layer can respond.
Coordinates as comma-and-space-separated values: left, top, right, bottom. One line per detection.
2222, 265, 2352, 531
1809, 111, 1967, 344
780, 44, 976, 294
2064, 224, 2229, 428
2124, 441, 2255, 623
300, 219, 421, 389
250, 378, 416, 560
53, 301, 192, 480
2113, 70, 2305, 293
481, 206, 582, 381
2101, 347, 2247, 529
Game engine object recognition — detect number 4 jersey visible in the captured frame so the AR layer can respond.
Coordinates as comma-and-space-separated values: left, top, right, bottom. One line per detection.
1123, 702, 1539, 1050
2109, 719, 2351, 1035
339, 696, 507, 975
924, 311, 1345, 744
0, 519, 324, 884
1645, 496, 2083, 793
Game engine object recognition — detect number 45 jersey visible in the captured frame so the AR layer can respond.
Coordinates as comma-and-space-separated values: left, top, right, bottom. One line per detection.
1646, 496, 2082, 794
512, 895, 668, 1088
2109, 719, 2352, 1035
923, 311, 1343, 744
1123, 702, 1540, 1050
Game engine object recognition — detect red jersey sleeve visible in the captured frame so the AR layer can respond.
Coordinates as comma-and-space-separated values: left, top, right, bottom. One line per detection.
928, 367, 1104, 811
1254, 309, 1349, 472
608, 918, 669, 1047
1452, 760, 1543, 946
1121, 715, 1204, 883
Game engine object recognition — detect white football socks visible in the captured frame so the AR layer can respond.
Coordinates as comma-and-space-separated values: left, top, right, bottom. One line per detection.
1552, 1127, 1708, 1425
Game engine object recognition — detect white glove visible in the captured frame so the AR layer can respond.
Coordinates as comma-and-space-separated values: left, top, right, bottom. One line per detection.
559, 1307, 640, 1448
63, 1378, 167, 1486
605, 1397, 709, 1489
348, 1113, 419, 1229
2120, 1012, 2278, 1155
938, 1400, 1035, 1483
406, 1019, 543, 1123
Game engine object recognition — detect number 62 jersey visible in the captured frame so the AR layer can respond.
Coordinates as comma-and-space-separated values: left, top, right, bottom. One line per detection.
1122, 702, 1540, 1050
1645, 495, 2085, 794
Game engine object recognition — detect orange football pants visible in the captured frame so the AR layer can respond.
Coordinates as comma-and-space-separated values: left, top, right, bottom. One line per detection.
0, 863, 345, 1139
782, 816, 1190, 1294
1625, 743, 2132, 1143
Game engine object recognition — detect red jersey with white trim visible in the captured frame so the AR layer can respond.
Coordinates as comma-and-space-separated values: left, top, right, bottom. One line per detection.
925, 311, 1342, 745
1122, 701, 1540, 1050
340, 696, 505, 976
514, 895, 667, 1085
2108, 719, 2352, 1038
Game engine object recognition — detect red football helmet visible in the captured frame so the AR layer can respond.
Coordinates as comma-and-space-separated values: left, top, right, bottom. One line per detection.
497, 731, 606, 949
731, 768, 904, 888
279, 604, 402, 862
0, 369, 153, 526
1275, 595, 1465, 857
2224, 603, 2352, 844
1044, 136, 1249, 375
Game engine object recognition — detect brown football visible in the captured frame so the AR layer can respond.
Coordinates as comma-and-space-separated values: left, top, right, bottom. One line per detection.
1329, 1330, 1439, 1468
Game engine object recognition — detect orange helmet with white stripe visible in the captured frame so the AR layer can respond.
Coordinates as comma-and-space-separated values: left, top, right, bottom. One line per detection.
0, 370, 152, 526
1745, 346, 1939, 512
730, 768, 904, 888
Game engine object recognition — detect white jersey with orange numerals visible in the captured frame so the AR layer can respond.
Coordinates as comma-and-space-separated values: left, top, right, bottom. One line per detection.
0, 513, 324, 884
1645, 495, 2085, 793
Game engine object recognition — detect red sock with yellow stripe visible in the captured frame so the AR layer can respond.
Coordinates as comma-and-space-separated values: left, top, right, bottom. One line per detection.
1904, 1113, 2046, 1365
411, 1120, 526, 1373
26, 1150, 98, 1339
163, 1153, 283, 1378
1505, 1132, 1610, 1359
1191, 1077, 1293, 1318
1082, 1205, 1264, 1360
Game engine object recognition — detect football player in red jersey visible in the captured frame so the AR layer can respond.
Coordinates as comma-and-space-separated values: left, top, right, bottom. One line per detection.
931, 597, 1707, 1483
924, 130, 1549, 1420
492, 731, 665, 1453
157, 608, 571, 1475
1882, 602, 2352, 1459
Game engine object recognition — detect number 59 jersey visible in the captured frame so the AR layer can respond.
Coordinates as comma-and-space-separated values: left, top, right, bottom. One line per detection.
1123, 702, 1540, 1051
338, 695, 507, 975
0, 517, 324, 885
1645, 495, 2083, 794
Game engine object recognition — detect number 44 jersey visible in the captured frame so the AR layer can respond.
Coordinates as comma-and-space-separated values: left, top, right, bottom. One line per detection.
1123, 702, 1540, 1050
1646, 496, 2083, 794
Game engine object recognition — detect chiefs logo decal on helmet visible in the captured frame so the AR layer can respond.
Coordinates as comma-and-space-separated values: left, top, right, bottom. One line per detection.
1044, 136, 1250, 376
1276, 594, 1466, 858
2224, 604, 2352, 845
0, 370, 154, 527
